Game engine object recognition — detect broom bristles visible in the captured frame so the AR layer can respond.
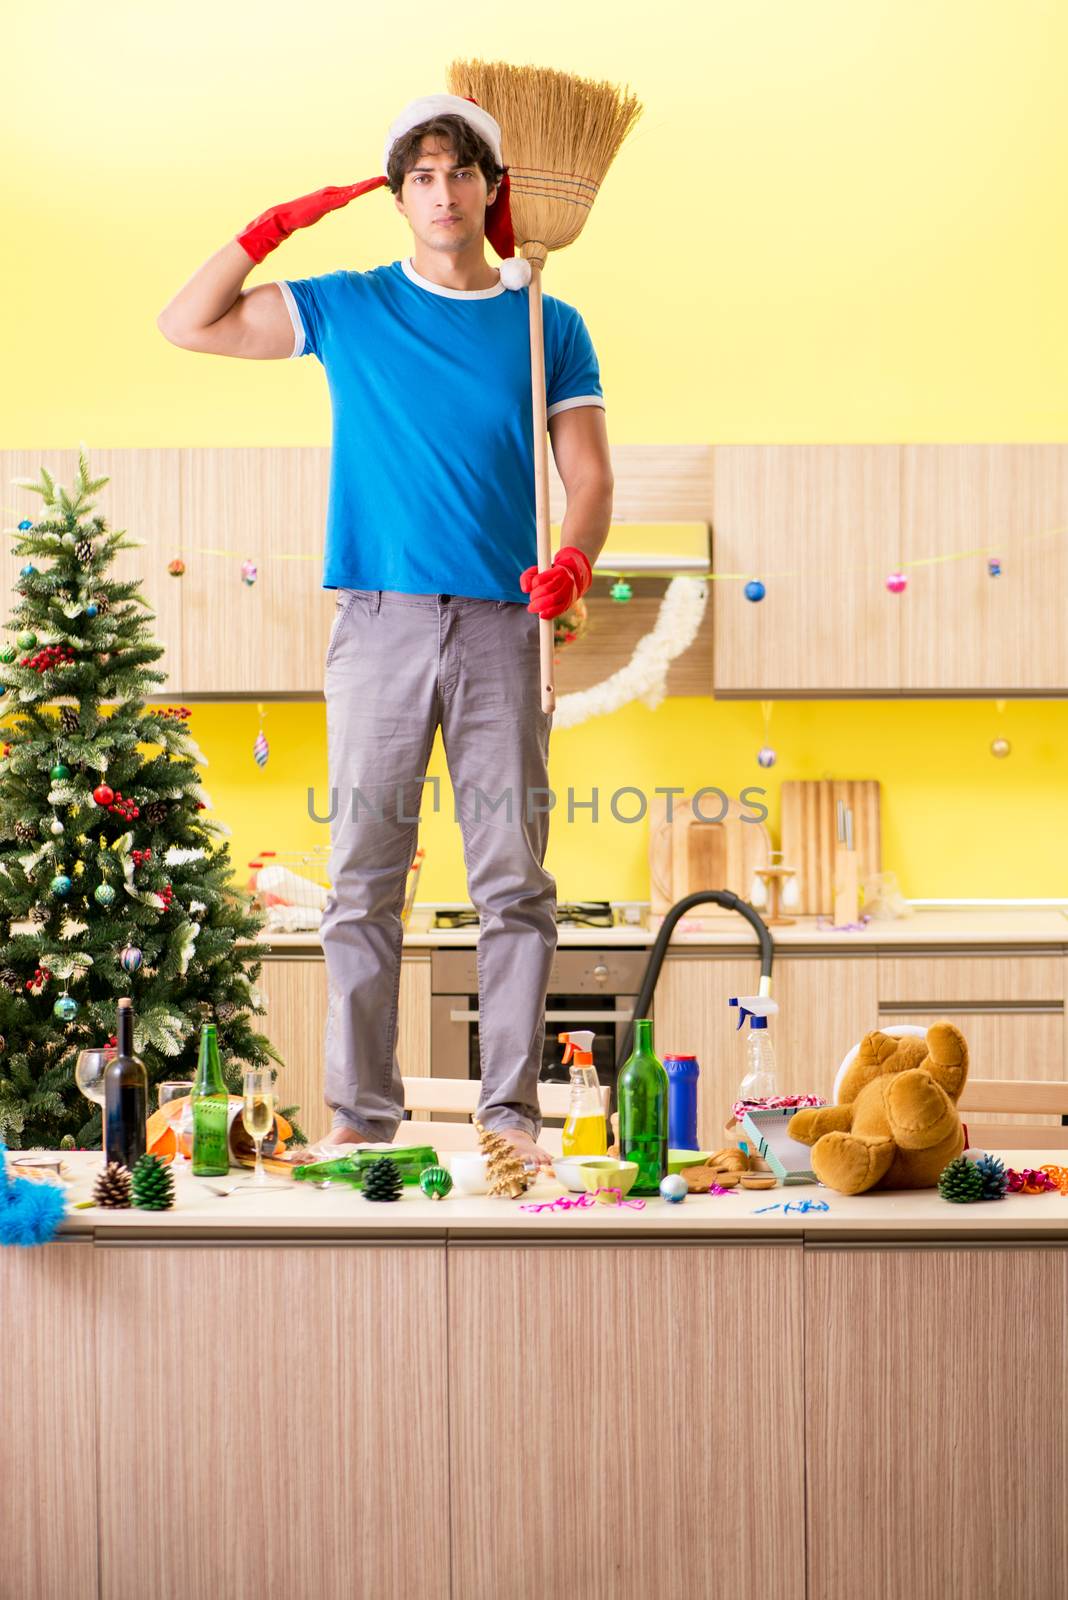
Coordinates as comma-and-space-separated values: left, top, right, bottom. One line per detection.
446, 59, 642, 261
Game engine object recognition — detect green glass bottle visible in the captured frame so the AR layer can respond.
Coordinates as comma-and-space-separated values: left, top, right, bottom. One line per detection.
191, 1023, 230, 1176
618, 1018, 669, 1196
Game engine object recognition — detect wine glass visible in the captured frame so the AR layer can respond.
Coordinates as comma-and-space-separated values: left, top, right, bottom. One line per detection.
75, 1047, 116, 1152
241, 1068, 275, 1185
158, 1080, 192, 1171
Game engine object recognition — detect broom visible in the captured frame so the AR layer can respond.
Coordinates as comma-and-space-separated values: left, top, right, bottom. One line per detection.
445, 59, 642, 713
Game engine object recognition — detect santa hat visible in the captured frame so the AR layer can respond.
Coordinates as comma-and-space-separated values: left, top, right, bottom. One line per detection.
352, 92, 531, 289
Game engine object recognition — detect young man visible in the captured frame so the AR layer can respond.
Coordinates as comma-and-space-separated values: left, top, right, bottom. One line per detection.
157, 94, 613, 1168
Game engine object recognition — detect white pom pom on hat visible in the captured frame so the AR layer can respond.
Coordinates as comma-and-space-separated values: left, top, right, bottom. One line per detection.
498, 257, 532, 289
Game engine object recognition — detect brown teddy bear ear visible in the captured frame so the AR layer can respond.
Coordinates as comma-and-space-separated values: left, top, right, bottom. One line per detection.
839, 1030, 900, 1100
923, 1021, 969, 1100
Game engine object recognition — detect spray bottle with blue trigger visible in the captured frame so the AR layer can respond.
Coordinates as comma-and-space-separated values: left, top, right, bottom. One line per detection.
729, 992, 780, 1103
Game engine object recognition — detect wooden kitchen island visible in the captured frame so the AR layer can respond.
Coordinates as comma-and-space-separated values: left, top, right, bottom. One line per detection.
5, 1153, 1067, 1600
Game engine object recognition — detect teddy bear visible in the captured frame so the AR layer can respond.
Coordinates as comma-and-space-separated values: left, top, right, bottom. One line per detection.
787, 1021, 969, 1194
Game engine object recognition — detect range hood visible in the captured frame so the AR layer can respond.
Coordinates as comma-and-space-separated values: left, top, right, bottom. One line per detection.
549, 521, 710, 576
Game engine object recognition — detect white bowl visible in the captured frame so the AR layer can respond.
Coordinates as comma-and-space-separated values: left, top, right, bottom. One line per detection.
447, 1151, 491, 1196
553, 1154, 616, 1193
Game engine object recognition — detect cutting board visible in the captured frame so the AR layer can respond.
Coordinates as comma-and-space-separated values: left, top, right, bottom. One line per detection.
780, 780, 882, 915
649, 792, 772, 925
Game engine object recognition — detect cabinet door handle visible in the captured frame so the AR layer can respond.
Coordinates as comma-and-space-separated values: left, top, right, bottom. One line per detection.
448, 1008, 638, 1023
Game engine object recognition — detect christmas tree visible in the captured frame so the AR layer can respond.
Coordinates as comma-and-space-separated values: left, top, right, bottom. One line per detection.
0, 448, 292, 1148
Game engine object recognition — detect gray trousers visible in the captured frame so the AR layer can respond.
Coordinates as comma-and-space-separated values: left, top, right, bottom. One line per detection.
320, 588, 558, 1142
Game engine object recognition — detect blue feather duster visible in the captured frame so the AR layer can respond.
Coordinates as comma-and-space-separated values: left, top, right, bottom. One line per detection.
0, 1143, 68, 1246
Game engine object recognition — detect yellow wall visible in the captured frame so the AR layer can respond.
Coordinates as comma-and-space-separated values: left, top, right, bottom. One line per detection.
6, 0, 1068, 899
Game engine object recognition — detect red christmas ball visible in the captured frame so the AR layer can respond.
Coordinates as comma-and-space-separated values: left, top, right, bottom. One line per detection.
93, 785, 114, 806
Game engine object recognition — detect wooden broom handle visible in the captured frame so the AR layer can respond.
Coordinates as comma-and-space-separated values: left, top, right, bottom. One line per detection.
527, 259, 556, 714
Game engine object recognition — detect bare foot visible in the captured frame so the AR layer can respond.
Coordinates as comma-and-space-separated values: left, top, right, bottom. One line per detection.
494, 1128, 554, 1170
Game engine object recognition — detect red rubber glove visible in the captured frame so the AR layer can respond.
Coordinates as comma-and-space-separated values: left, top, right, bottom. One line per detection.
519, 546, 593, 620
235, 176, 389, 265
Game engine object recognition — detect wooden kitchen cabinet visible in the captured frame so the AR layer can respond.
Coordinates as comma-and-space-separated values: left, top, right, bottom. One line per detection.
258, 951, 432, 1142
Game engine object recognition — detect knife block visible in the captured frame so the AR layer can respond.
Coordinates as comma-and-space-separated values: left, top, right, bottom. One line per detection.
832, 846, 860, 927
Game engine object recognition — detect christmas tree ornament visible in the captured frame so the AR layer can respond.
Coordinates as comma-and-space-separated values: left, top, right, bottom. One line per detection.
885, 572, 908, 594
50, 763, 70, 781
419, 1165, 454, 1201
92, 593, 110, 615
73, 860, 86, 877
59, 1134, 75, 1150
987, 556, 1002, 577
240, 559, 258, 586
19, 566, 37, 581
61, 532, 77, 547
744, 579, 766, 602
0, 646, 15, 664
974, 1152, 1009, 1200
53, 994, 79, 1022
60, 706, 80, 732
253, 729, 269, 768
76, 537, 93, 564
215, 1000, 237, 1022
131, 1152, 175, 1211
17, 631, 37, 649
0, 968, 20, 993
473, 1119, 532, 1198
362, 1156, 403, 1202
167, 557, 186, 578
119, 943, 144, 974
609, 578, 632, 602
659, 1173, 687, 1203
94, 883, 116, 906
85, 602, 98, 618
31, 905, 50, 926
50, 874, 73, 898
17, 519, 32, 531
14, 820, 36, 843
92, 784, 115, 807
757, 745, 777, 768
144, 800, 168, 826
0, 1143, 68, 1244
937, 1156, 984, 1203
990, 737, 1010, 758
92, 1161, 132, 1209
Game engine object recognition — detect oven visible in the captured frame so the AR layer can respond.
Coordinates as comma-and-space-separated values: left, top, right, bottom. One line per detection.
429, 947, 650, 1113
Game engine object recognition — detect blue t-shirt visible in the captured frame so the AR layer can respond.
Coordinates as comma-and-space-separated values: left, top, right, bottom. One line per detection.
276, 257, 605, 602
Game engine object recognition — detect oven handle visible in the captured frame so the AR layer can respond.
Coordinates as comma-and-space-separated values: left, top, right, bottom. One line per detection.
448, 1008, 638, 1024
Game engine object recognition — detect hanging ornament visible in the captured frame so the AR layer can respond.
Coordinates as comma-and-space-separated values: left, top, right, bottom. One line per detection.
17, 519, 32, 531
756, 699, 777, 768
17, 631, 37, 650
987, 556, 1002, 577
253, 702, 269, 769
240, 559, 258, 587
76, 537, 93, 564
0, 646, 15, 664
990, 737, 1011, 759
167, 557, 186, 577
744, 579, 766, 603
50, 874, 72, 898
85, 602, 98, 618
50, 762, 70, 781
53, 994, 79, 1022
885, 572, 908, 594
73, 860, 86, 877
609, 578, 632, 602
94, 883, 116, 906
61, 532, 77, 548
119, 943, 144, 974
92, 784, 115, 807
19, 565, 37, 580
50, 817, 64, 836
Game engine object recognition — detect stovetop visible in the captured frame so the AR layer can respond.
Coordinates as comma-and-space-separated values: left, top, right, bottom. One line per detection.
431, 900, 617, 930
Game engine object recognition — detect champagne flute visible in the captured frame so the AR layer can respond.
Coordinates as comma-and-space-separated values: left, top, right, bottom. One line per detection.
241, 1068, 275, 1185
158, 1080, 192, 1172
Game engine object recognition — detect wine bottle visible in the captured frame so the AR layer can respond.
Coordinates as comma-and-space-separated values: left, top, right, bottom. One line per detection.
191, 1023, 230, 1177
618, 1018, 669, 1196
104, 997, 148, 1170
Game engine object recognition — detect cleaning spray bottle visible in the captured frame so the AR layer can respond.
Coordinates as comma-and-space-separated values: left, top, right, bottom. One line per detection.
559, 1030, 608, 1156
728, 994, 780, 1102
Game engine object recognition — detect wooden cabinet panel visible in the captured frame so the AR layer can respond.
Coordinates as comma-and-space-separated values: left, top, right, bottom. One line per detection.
259, 954, 432, 1142
901, 444, 1068, 691
658, 953, 877, 1146
0, 1244, 99, 1600
879, 953, 1065, 1003
806, 1248, 1068, 1598
449, 1243, 805, 1600
711, 445, 901, 694
97, 1244, 449, 1600
177, 447, 335, 694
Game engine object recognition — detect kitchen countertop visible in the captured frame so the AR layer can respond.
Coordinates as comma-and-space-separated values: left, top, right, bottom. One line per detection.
46, 1149, 1068, 1241
259, 906, 1068, 953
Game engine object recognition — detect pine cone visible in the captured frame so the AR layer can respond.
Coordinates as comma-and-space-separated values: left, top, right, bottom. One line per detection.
144, 801, 168, 826
93, 1161, 132, 1208
937, 1156, 984, 1204
76, 537, 93, 564
0, 967, 22, 993
130, 1152, 175, 1211
60, 706, 80, 733
14, 820, 36, 844
93, 594, 110, 616
974, 1152, 1010, 1200
362, 1156, 403, 1202
214, 1000, 237, 1023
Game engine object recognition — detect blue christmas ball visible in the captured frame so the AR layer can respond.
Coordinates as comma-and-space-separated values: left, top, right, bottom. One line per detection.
94, 883, 116, 906
20, 564, 37, 579
53, 995, 79, 1021
17, 519, 32, 531
120, 943, 143, 973
85, 603, 98, 618
50, 874, 72, 898
659, 1173, 687, 1204
744, 579, 766, 602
